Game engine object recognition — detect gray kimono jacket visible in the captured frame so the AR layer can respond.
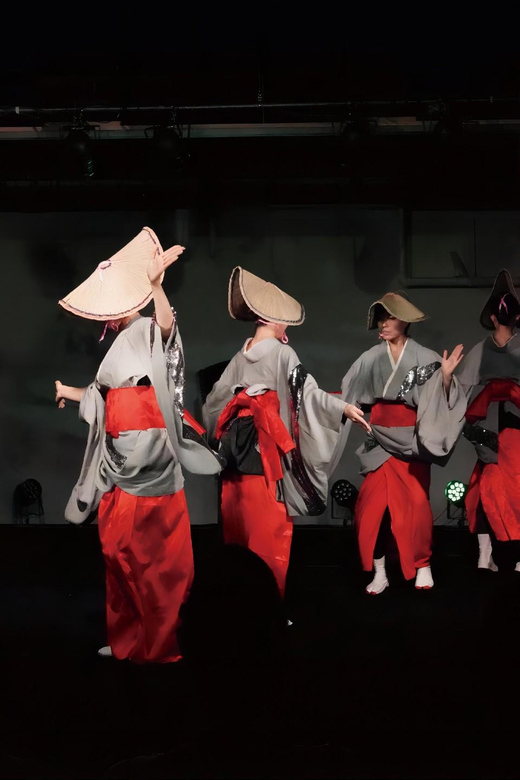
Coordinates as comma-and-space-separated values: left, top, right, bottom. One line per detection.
65, 314, 221, 525
202, 337, 347, 517
332, 338, 466, 475
456, 334, 520, 463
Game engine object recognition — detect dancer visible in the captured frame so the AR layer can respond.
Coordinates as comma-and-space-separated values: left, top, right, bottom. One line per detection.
202, 266, 370, 597
457, 269, 520, 572
55, 227, 221, 663
335, 291, 466, 593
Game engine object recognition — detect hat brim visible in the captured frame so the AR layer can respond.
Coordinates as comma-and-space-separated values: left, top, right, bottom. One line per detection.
228, 266, 305, 326
58, 227, 164, 321
367, 293, 428, 329
479, 269, 519, 330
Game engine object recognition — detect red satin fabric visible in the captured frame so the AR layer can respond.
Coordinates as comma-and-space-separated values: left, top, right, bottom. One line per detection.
220, 472, 293, 596
465, 379, 520, 424
465, 431, 520, 540
216, 390, 295, 483
105, 386, 205, 438
98, 486, 194, 663
370, 401, 417, 427
183, 409, 206, 436
465, 460, 484, 534
216, 390, 294, 595
105, 386, 165, 438
355, 457, 432, 580
465, 379, 520, 540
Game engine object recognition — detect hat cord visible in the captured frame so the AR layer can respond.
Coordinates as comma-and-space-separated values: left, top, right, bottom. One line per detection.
256, 318, 289, 344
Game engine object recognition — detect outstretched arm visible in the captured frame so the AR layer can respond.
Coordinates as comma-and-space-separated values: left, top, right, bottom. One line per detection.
55, 380, 87, 409
147, 245, 185, 340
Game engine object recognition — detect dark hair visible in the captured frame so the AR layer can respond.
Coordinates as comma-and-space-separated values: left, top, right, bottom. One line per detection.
491, 293, 520, 327
374, 304, 410, 334
373, 304, 389, 324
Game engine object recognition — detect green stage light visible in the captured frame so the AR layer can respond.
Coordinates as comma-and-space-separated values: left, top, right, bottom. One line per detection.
445, 480, 468, 507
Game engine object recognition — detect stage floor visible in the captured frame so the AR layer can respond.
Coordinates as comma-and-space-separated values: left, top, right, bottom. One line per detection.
0, 524, 518, 779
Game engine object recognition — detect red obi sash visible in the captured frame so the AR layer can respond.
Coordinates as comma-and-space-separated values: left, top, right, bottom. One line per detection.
215, 389, 295, 483
105, 386, 205, 438
466, 378, 520, 424
370, 401, 417, 427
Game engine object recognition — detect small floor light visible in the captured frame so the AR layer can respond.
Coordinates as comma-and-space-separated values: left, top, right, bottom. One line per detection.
445, 480, 467, 527
331, 479, 359, 526
13, 479, 44, 524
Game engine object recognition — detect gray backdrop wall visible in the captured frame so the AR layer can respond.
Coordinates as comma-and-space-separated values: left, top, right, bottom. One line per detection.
1, 206, 516, 525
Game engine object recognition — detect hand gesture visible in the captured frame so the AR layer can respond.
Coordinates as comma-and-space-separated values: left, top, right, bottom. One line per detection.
147, 245, 185, 286
441, 343, 464, 380
55, 380, 66, 409
344, 403, 371, 433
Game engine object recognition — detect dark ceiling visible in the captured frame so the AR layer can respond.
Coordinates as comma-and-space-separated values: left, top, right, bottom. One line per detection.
1, 6, 520, 208
2, 7, 520, 108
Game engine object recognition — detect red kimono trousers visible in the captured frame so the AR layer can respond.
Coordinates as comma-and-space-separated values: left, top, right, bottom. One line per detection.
98, 386, 195, 663
465, 379, 520, 541
215, 389, 296, 596
355, 401, 433, 580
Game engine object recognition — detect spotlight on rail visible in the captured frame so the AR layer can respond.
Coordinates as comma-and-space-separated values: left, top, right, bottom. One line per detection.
433, 116, 463, 144
153, 125, 183, 160
341, 119, 371, 145
445, 480, 467, 507
62, 117, 95, 178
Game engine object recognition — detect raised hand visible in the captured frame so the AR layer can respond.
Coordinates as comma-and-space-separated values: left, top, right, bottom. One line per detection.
147, 245, 185, 286
55, 380, 66, 409
441, 343, 464, 380
344, 403, 372, 433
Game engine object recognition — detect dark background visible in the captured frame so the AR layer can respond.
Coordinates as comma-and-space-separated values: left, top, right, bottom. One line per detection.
2, 7, 520, 524
1, 10, 520, 778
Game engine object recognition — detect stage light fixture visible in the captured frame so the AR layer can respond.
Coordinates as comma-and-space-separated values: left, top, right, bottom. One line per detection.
62, 117, 95, 178
433, 116, 463, 144
153, 125, 183, 159
445, 480, 467, 507
341, 119, 371, 145
331, 479, 359, 510
13, 478, 44, 524
331, 479, 359, 526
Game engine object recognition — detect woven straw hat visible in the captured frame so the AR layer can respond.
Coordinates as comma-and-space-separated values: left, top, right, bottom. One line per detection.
59, 227, 168, 321
480, 269, 519, 330
228, 266, 305, 326
367, 291, 428, 330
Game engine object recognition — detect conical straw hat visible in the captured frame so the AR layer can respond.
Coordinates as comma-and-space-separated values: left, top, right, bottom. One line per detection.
479, 269, 519, 330
59, 227, 165, 321
228, 266, 305, 326
367, 291, 428, 330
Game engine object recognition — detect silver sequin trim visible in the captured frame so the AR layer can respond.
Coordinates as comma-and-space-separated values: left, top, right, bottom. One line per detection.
363, 433, 380, 453
462, 423, 498, 453
166, 341, 185, 416
105, 435, 127, 470
396, 361, 441, 400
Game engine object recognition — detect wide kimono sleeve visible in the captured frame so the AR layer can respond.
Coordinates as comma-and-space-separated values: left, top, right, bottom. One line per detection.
413, 365, 467, 464
151, 320, 222, 476
276, 346, 348, 516
454, 342, 498, 465
326, 354, 366, 476
64, 382, 108, 525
